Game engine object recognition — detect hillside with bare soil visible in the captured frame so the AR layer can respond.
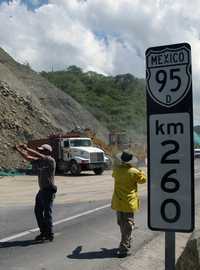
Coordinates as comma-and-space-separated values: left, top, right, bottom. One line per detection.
0, 81, 62, 169
0, 48, 109, 169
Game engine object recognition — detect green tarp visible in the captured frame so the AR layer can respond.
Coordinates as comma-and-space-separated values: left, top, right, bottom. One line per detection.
194, 131, 200, 145
0, 170, 25, 176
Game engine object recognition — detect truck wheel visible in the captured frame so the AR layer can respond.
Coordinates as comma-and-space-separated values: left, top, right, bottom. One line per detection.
70, 161, 81, 176
93, 168, 104, 175
63, 169, 69, 175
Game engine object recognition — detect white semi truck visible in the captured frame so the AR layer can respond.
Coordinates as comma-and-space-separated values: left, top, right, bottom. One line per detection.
28, 134, 108, 176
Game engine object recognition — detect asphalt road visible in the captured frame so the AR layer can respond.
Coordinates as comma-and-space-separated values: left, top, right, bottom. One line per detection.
0, 197, 158, 270
0, 160, 200, 270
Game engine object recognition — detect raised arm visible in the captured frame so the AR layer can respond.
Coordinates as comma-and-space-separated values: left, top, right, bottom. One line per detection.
24, 145, 45, 159
130, 167, 147, 184
136, 169, 147, 184
15, 144, 39, 161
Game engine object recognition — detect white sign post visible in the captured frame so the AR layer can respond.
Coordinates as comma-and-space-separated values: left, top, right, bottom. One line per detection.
146, 43, 194, 270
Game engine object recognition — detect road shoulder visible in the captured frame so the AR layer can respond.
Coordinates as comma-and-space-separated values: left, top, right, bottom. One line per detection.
120, 205, 200, 270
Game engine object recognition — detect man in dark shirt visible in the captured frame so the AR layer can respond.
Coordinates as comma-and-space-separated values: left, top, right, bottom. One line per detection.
16, 143, 57, 242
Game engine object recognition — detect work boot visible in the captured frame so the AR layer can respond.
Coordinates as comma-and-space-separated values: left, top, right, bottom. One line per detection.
44, 233, 54, 242
118, 244, 131, 258
34, 233, 45, 242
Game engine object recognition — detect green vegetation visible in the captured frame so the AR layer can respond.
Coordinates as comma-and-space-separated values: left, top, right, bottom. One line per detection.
40, 66, 146, 139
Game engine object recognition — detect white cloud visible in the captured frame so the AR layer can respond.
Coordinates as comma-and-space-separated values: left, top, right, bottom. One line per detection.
0, 0, 200, 123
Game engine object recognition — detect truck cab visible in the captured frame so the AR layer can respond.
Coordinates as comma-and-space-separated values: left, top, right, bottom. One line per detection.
57, 137, 108, 175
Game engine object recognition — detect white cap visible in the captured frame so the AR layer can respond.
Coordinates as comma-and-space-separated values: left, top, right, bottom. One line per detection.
115, 150, 138, 165
38, 144, 52, 153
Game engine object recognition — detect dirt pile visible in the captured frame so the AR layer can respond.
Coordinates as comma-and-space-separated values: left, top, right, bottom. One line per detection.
0, 47, 109, 169
0, 80, 61, 169
0, 48, 109, 137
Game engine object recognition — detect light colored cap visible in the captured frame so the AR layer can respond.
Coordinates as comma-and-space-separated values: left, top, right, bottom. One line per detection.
38, 144, 52, 152
115, 150, 138, 165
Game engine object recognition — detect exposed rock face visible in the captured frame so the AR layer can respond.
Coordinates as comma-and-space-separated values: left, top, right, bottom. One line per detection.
0, 81, 61, 169
0, 48, 108, 137
0, 47, 109, 169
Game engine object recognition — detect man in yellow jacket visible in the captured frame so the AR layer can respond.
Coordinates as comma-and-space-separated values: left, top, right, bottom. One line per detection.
111, 150, 146, 257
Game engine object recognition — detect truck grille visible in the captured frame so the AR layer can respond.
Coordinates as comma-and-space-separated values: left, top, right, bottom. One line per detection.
90, 152, 104, 163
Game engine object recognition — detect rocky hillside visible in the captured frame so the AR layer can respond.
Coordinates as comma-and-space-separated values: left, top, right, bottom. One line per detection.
0, 81, 62, 169
0, 48, 109, 169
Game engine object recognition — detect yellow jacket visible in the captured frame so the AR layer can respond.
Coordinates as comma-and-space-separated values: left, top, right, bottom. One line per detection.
111, 164, 146, 212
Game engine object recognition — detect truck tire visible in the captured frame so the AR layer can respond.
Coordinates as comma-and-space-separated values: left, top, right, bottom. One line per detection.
70, 161, 81, 176
63, 169, 69, 175
93, 168, 104, 175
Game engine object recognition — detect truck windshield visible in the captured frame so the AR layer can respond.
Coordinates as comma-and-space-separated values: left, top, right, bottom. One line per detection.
70, 139, 92, 147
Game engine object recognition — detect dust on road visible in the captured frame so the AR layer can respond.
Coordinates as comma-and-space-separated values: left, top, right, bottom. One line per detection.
0, 169, 147, 207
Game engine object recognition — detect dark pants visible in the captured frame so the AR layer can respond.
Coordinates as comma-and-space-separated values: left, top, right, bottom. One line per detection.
34, 190, 55, 236
117, 211, 135, 250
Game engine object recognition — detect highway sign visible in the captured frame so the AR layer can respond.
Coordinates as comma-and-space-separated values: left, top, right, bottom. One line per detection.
146, 45, 192, 107
146, 43, 194, 232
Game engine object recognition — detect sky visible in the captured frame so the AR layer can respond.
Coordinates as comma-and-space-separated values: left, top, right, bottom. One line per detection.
0, 0, 200, 123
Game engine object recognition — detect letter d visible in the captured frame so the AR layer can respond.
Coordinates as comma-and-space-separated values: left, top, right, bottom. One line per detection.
166, 95, 171, 104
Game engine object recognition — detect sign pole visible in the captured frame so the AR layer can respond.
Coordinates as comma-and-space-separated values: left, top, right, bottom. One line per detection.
165, 232, 175, 270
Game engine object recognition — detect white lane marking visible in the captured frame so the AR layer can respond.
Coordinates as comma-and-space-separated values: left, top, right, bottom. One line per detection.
1, 168, 200, 243
0, 231, 31, 242
0, 204, 110, 243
